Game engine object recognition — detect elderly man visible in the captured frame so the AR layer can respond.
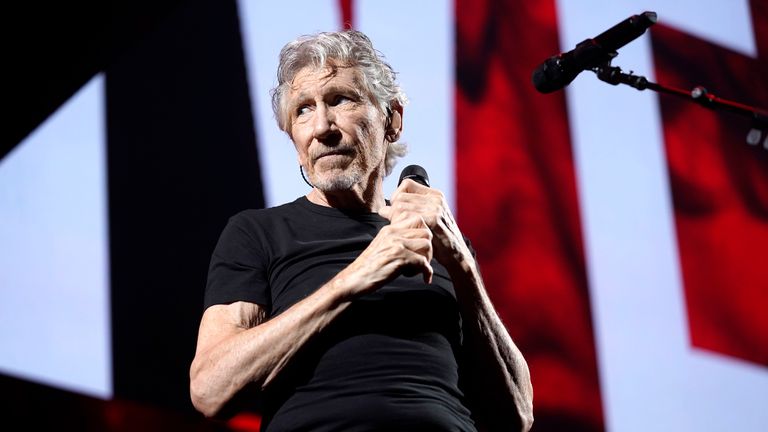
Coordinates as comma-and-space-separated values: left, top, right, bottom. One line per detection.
189, 30, 533, 431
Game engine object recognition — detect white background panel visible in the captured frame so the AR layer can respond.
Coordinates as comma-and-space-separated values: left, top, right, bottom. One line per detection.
0, 74, 111, 398
556, 1, 768, 430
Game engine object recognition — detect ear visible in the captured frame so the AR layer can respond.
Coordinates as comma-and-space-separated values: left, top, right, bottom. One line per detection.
386, 103, 403, 142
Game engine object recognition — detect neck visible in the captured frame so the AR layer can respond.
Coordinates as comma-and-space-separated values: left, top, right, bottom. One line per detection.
306, 175, 386, 213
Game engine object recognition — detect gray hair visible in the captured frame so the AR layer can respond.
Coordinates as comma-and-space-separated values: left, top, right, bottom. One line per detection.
270, 30, 408, 176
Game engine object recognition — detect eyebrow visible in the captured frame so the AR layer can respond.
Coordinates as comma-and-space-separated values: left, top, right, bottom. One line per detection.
298, 84, 363, 100
324, 85, 364, 98
289, 85, 364, 112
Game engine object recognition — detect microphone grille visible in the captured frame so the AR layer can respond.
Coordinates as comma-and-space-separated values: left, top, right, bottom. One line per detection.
398, 164, 430, 187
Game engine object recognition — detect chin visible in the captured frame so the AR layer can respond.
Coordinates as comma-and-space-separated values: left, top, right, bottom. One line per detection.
312, 169, 363, 192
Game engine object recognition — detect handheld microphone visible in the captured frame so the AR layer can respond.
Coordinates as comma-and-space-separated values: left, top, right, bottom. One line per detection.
532, 11, 657, 93
396, 164, 430, 278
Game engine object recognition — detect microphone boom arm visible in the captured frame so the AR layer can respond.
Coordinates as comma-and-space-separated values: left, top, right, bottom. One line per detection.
591, 61, 768, 148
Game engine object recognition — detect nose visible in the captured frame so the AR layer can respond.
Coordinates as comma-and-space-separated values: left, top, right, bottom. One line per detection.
312, 104, 335, 140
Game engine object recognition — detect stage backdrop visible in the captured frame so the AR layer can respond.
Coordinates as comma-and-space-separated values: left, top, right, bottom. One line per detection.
1, 1, 766, 431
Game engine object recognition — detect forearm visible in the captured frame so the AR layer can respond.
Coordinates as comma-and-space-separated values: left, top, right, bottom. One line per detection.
445, 254, 534, 431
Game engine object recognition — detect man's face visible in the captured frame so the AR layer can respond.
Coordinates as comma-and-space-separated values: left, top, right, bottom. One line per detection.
287, 65, 388, 192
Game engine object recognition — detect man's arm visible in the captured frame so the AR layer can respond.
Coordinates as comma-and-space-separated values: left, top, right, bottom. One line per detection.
380, 180, 534, 431
189, 213, 435, 418
446, 251, 534, 432
190, 291, 346, 417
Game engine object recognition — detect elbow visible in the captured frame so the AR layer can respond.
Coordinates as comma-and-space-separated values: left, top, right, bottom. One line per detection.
520, 409, 534, 432
518, 386, 534, 432
189, 365, 224, 418
190, 383, 217, 418
517, 361, 534, 431
508, 372, 534, 432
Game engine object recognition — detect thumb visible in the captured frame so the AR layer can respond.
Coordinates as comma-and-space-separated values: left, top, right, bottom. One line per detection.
378, 205, 393, 221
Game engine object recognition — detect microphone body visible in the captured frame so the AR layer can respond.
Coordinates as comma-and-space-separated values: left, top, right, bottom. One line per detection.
395, 164, 430, 278
532, 11, 657, 93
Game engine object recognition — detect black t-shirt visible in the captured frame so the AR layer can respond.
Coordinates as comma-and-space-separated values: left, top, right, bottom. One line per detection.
205, 197, 477, 432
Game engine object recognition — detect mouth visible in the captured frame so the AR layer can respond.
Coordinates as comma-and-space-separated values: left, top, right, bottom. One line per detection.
313, 148, 355, 162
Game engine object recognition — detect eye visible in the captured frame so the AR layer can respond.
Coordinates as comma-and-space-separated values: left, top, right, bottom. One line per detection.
331, 94, 353, 106
296, 105, 312, 116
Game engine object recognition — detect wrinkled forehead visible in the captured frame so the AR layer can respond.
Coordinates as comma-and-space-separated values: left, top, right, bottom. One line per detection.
288, 63, 367, 97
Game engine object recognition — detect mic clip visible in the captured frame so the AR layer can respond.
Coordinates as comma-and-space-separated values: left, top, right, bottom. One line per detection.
535, 39, 617, 93
593, 61, 649, 90
571, 38, 619, 75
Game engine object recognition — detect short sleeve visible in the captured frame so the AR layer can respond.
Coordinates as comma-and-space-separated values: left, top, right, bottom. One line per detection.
204, 212, 272, 311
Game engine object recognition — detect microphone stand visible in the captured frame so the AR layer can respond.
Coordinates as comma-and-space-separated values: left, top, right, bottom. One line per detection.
591, 61, 768, 148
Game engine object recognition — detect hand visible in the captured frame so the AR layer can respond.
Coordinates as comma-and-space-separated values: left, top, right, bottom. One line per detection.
379, 179, 471, 270
339, 210, 434, 298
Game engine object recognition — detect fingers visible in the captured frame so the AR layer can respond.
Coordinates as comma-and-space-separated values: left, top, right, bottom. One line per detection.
400, 235, 433, 263
379, 182, 446, 226
360, 222, 434, 285
411, 255, 434, 285
398, 238, 434, 284
388, 179, 440, 210
379, 223, 433, 261
382, 179, 468, 267
375, 178, 467, 280
393, 177, 431, 197
381, 192, 453, 240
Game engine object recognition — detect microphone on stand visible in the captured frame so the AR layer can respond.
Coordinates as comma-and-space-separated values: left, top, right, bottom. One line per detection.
532, 11, 657, 93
